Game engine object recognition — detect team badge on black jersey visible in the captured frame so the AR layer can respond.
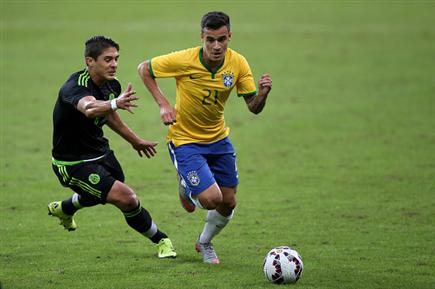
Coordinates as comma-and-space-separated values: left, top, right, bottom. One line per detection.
222, 71, 234, 88
88, 173, 101, 185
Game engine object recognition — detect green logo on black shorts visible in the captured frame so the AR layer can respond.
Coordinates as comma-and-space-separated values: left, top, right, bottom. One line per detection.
88, 173, 100, 185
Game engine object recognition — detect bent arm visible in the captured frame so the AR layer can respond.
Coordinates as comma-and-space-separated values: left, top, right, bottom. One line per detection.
244, 94, 267, 115
107, 112, 158, 158
138, 60, 177, 125
137, 60, 171, 107
106, 111, 141, 144
76, 96, 114, 118
244, 73, 272, 115
76, 83, 138, 118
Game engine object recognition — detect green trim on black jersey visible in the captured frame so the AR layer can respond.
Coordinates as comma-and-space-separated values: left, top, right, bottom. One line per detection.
54, 163, 70, 183
52, 158, 84, 166
238, 91, 257, 97
199, 48, 224, 79
70, 177, 102, 198
148, 60, 155, 78
78, 70, 90, 87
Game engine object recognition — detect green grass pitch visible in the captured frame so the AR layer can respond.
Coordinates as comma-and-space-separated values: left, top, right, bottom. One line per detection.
1, 1, 434, 288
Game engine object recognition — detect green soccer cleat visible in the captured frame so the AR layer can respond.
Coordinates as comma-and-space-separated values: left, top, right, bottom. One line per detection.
47, 201, 77, 231
156, 238, 177, 259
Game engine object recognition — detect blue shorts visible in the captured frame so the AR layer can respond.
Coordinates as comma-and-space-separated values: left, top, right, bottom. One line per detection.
168, 137, 238, 196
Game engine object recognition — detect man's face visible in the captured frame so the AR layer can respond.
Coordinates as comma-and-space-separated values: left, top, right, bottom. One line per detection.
86, 47, 119, 81
201, 26, 231, 63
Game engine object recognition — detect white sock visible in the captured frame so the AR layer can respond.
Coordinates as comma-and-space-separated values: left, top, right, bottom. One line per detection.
199, 209, 233, 244
190, 194, 204, 209
71, 193, 83, 209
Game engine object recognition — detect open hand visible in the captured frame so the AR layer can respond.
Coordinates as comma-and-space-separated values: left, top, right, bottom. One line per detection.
133, 139, 158, 158
116, 83, 139, 113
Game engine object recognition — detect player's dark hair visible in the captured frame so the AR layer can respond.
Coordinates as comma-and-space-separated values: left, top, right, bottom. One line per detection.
84, 36, 119, 60
201, 11, 230, 31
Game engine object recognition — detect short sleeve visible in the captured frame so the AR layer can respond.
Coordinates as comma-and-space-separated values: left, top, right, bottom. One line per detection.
60, 83, 91, 107
236, 55, 257, 97
149, 50, 190, 78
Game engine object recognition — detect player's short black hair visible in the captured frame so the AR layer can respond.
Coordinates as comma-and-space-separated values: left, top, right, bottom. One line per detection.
201, 11, 230, 31
84, 36, 119, 59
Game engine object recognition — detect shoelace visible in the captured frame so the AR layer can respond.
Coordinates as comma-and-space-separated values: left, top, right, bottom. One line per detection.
202, 243, 217, 258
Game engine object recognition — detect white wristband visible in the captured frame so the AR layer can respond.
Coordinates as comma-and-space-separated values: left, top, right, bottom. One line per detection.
110, 98, 118, 111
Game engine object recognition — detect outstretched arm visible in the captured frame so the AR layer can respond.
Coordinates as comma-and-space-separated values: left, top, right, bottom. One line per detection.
244, 74, 272, 114
106, 111, 158, 158
137, 60, 177, 125
76, 83, 138, 118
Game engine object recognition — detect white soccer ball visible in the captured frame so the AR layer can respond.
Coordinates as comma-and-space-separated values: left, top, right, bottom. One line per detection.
263, 246, 303, 284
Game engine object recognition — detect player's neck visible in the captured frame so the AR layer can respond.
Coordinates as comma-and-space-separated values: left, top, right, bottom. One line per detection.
88, 69, 106, 86
203, 59, 223, 72
201, 50, 224, 72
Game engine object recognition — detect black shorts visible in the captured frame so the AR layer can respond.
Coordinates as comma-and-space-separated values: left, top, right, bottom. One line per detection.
52, 150, 125, 204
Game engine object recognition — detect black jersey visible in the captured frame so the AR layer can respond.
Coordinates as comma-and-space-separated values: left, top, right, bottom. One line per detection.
52, 69, 121, 161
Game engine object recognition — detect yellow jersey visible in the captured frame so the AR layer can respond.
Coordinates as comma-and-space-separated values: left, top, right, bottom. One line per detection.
149, 47, 256, 147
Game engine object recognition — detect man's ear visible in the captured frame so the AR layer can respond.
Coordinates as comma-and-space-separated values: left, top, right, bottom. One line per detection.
228, 31, 232, 41
85, 56, 94, 67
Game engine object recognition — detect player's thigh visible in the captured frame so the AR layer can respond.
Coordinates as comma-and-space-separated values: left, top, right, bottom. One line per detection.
168, 142, 216, 197
197, 182, 223, 209
106, 180, 138, 210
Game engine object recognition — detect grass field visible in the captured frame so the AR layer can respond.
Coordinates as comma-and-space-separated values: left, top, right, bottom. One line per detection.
1, 1, 435, 288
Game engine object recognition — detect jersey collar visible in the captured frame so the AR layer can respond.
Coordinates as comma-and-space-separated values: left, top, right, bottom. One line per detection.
199, 48, 225, 79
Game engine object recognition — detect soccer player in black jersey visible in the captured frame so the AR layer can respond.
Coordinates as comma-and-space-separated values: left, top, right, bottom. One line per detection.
48, 36, 176, 258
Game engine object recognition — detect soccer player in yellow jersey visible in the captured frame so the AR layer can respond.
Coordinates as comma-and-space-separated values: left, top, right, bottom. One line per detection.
138, 11, 272, 264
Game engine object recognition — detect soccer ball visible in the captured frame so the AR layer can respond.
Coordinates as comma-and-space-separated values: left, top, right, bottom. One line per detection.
263, 246, 303, 284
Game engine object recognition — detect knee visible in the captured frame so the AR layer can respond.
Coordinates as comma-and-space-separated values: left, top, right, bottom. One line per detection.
216, 189, 236, 216
224, 199, 236, 211
122, 191, 139, 211
200, 193, 223, 210
115, 188, 139, 211
217, 197, 236, 217
222, 191, 237, 210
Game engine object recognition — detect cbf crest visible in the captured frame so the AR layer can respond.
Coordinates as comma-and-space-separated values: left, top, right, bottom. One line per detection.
222, 71, 234, 88
187, 171, 200, 186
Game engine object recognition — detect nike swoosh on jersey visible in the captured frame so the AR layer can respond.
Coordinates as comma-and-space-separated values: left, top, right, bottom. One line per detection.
189, 74, 201, 79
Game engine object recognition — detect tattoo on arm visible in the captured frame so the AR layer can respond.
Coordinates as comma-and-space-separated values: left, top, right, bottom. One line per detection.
246, 94, 265, 114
